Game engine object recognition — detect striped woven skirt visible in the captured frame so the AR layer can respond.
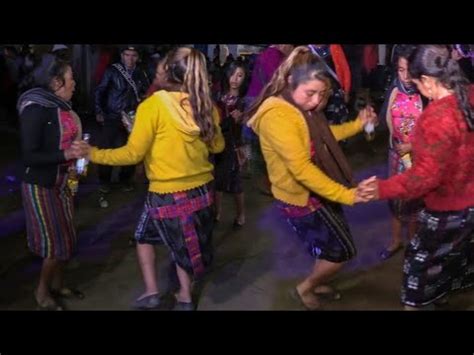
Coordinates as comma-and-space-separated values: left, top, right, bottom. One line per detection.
401, 207, 474, 307
277, 198, 357, 263
21, 175, 77, 261
134, 184, 215, 278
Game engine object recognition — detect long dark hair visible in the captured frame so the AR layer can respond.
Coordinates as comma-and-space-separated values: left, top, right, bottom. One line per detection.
392, 44, 417, 67
221, 60, 249, 97
408, 45, 473, 130
245, 46, 332, 120
165, 47, 215, 143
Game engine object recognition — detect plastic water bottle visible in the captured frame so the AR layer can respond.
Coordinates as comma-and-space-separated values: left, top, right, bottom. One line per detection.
121, 111, 135, 133
76, 133, 91, 175
364, 122, 375, 141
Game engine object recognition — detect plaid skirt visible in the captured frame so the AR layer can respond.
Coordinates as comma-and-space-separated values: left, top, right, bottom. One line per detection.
134, 184, 215, 278
277, 199, 356, 263
401, 207, 474, 307
21, 175, 77, 261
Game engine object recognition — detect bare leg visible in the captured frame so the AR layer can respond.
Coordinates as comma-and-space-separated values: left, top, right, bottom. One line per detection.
36, 258, 60, 304
296, 259, 345, 309
257, 174, 272, 195
387, 216, 403, 251
215, 191, 223, 221
175, 264, 193, 303
136, 243, 159, 299
51, 261, 64, 291
234, 192, 245, 224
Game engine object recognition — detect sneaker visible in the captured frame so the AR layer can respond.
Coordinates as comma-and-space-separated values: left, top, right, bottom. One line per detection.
98, 196, 109, 208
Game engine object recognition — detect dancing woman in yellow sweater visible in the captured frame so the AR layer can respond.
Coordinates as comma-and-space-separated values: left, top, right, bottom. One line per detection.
76, 47, 224, 311
246, 46, 377, 310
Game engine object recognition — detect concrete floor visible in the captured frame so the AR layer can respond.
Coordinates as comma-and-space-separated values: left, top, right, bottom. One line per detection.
1, 121, 473, 311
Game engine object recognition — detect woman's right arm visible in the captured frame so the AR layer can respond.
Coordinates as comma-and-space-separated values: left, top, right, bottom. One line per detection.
20, 105, 68, 167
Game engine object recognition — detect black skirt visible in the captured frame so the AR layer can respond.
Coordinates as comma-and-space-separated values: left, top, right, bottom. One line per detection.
278, 200, 357, 263
401, 207, 474, 307
134, 184, 215, 278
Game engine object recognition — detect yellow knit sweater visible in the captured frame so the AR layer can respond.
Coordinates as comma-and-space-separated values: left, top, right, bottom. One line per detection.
90, 90, 225, 193
247, 96, 363, 207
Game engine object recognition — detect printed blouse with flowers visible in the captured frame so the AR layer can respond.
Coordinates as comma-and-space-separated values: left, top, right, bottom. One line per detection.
390, 87, 423, 149
59, 110, 80, 168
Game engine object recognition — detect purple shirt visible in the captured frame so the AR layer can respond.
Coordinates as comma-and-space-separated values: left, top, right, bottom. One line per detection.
247, 46, 285, 98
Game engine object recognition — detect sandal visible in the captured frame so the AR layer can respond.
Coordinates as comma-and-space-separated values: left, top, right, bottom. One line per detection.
173, 301, 195, 311
232, 219, 245, 229
132, 293, 161, 310
173, 294, 195, 311
380, 244, 404, 260
51, 287, 85, 300
434, 296, 449, 307
313, 285, 341, 301
289, 288, 320, 311
34, 291, 64, 311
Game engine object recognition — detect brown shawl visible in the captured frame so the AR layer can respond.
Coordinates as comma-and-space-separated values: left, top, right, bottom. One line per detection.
281, 91, 355, 188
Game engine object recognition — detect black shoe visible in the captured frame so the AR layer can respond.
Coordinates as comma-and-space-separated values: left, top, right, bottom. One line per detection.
122, 183, 135, 192
380, 244, 404, 260
232, 219, 245, 229
132, 293, 161, 310
173, 301, 195, 311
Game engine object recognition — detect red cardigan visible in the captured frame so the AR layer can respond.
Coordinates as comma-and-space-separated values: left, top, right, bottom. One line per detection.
378, 87, 474, 211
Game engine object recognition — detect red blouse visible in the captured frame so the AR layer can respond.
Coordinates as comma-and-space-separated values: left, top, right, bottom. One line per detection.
378, 87, 474, 211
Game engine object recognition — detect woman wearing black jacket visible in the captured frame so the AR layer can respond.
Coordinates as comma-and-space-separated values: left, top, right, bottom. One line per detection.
18, 55, 87, 310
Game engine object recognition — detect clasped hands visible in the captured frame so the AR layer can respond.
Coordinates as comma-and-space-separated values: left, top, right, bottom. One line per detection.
354, 175, 379, 203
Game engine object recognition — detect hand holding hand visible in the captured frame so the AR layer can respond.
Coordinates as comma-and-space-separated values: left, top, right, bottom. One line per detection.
354, 176, 379, 203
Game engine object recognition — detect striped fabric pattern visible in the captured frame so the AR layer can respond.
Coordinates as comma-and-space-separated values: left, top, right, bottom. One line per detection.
149, 192, 213, 220
401, 207, 474, 307
283, 200, 356, 263
21, 176, 76, 261
149, 190, 213, 278
276, 196, 323, 218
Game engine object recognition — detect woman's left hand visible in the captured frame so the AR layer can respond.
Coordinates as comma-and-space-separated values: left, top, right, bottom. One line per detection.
359, 105, 378, 127
71, 140, 92, 159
